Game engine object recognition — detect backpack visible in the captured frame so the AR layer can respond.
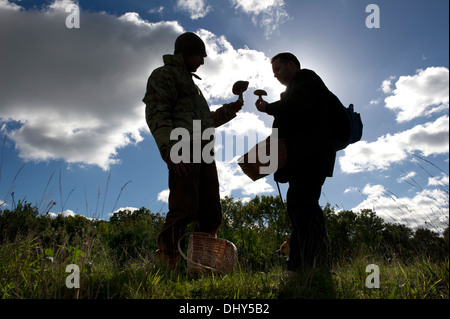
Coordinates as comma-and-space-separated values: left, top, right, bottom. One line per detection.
329, 93, 363, 151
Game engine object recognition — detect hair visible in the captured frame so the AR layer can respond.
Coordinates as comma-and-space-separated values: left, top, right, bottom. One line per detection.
271, 52, 301, 70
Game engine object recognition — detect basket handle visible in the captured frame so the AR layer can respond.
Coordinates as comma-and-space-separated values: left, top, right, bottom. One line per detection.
177, 232, 217, 273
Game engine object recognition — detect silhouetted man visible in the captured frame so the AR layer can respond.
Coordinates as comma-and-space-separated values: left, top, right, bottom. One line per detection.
143, 32, 243, 269
256, 52, 335, 270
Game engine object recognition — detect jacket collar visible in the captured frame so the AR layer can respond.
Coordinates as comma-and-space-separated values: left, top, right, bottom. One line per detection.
163, 54, 202, 80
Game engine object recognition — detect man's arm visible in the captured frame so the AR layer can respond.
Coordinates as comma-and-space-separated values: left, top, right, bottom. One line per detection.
211, 101, 243, 127
257, 70, 324, 117
265, 79, 311, 116
143, 68, 178, 163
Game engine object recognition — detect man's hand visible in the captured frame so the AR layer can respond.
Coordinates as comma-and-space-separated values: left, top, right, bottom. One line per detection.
229, 100, 243, 113
255, 98, 268, 113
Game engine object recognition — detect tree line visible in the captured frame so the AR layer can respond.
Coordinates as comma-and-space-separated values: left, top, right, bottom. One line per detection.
1, 196, 448, 271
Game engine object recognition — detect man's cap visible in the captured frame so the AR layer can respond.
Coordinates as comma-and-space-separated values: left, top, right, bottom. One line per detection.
174, 32, 207, 57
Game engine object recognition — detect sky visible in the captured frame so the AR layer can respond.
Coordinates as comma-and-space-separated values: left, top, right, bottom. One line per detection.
0, 0, 448, 233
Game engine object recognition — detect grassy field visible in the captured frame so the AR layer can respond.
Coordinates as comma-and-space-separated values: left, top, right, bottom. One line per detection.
0, 192, 448, 301
0, 235, 448, 299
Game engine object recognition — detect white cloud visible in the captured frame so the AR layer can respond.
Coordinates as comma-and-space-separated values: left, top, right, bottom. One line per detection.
342, 67, 449, 229
47, 0, 74, 11
215, 111, 272, 162
231, 0, 290, 39
157, 189, 170, 203
216, 160, 274, 198
47, 209, 76, 218
427, 173, 449, 188
0, 0, 21, 10
112, 206, 139, 214
339, 115, 449, 173
107, 206, 140, 219
61, 209, 76, 217
397, 171, 417, 183
0, 1, 184, 170
381, 76, 395, 93
148, 6, 164, 14
176, 0, 211, 19
344, 187, 358, 194
383, 67, 449, 123
217, 111, 271, 137
352, 183, 448, 232
48, 208, 108, 220
196, 29, 284, 102
362, 183, 387, 198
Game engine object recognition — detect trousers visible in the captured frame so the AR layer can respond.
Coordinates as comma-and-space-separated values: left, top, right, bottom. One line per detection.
156, 161, 222, 256
286, 173, 329, 270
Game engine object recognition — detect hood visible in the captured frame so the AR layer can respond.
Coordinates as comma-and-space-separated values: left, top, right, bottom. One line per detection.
163, 53, 202, 80
163, 54, 185, 69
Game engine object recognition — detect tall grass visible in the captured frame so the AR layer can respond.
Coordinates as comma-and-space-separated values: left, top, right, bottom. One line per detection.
1, 234, 447, 299
0, 202, 448, 299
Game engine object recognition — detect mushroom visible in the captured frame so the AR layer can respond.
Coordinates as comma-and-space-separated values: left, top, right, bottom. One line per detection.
232, 81, 249, 103
254, 89, 268, 100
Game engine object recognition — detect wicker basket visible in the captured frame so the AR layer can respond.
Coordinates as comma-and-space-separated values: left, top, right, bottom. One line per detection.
178, 232, 238, 276
238, 137, 287, 181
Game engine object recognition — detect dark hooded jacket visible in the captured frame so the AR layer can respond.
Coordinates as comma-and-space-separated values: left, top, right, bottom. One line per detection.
266, 69, 336, 180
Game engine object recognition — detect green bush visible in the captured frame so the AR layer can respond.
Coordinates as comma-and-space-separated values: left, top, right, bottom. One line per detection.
100, 207, 165, 265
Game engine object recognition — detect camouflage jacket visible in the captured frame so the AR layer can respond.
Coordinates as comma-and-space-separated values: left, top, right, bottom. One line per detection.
143, 54, 237, 163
